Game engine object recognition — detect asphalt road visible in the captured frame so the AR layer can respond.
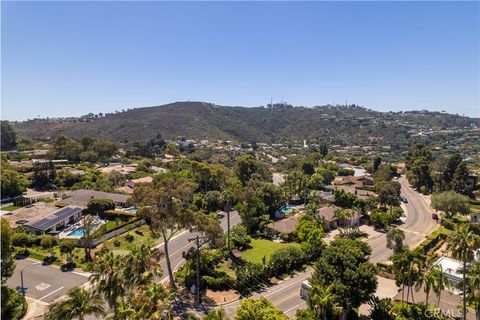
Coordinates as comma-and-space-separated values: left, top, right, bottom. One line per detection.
222, 269, 312, 319
158, 210, 242, 281
6, 258, 89, 303
368, 175, 439, 263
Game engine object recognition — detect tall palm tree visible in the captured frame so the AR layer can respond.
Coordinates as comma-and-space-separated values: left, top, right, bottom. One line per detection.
307, 284, 334, 320
89, 250, 125, 320
45, 288, 104, 320
464, 261, 480, 320
417, 265, 450, 307
432, 265, 451, 306
448, 225, 479, 320
123, 244, 163, 287
392, 248, 424, 303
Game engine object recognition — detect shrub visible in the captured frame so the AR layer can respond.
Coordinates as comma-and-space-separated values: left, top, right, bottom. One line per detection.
229, 225, 252, 250
11, 233, 33, 247
1, 286, 27, 320
40, 235, 57, 249
269, 246, 304, 277
87, 198, 116, 214
337, 168, 355, 176
235, 262, 269, 294
202, 272, 234, 291
99, 210, 136, 221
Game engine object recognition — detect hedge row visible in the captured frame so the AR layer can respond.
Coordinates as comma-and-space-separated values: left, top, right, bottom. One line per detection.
99, 209, 137, 221
414, 227, 448, 257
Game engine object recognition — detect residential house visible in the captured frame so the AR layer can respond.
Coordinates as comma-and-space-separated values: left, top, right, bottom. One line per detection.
57, 189, 130, 208
267, 214, 301, 234
118, 176, 154, 194
25, 206, 83, 235
432, 256, 463, 293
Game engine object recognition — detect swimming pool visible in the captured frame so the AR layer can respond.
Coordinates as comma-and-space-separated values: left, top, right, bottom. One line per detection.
125, 207, 138, 213
67, 227, 85, 237
279, 204, 294, 214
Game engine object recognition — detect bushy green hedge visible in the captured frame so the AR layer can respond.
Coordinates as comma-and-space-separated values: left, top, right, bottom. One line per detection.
202, 272, 234, 291
99, 209, 136, 221
414, 227, 448, 257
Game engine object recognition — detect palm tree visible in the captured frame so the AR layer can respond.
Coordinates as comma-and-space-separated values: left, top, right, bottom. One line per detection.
417, 265, 450, 307
432, 265, 451, 306
123, 244, 163, 287
392, 249, 424, 303
89, 250, 125, 320
464, 261, 480, 320
45, 288, 104, 320
307, 284, 334, 320
448, 225, 479, 320
386, 229, 406, 254
368, 296, 394, 320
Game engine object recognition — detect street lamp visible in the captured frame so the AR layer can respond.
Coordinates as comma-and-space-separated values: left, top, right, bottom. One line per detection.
20, 262, 42, 296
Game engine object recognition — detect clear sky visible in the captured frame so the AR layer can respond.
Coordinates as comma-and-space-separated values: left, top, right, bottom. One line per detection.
1, 1, 479, 120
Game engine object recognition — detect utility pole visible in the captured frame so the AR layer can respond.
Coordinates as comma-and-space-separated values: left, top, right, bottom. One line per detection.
20, 262, 42, 296
195, 235, 200, 305
226, 202, 231, 250
188, 235, 206, 305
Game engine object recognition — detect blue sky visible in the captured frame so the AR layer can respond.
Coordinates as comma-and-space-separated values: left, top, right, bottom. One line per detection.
1, 1, 479, 120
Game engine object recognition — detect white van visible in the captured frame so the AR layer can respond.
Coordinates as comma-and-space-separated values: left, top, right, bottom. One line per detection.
300, 280, 312, 300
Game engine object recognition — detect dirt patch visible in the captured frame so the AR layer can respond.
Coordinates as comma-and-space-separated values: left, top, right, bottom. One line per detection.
178, 288, 240, 306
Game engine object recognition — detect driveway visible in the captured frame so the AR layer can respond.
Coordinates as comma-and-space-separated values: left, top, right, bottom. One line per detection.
6, 258, 89, 303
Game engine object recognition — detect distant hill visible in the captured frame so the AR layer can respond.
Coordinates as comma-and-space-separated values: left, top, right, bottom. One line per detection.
10, 101, 480, 146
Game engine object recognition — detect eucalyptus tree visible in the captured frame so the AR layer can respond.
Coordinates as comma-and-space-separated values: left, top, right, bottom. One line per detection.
132, 177, 197, 289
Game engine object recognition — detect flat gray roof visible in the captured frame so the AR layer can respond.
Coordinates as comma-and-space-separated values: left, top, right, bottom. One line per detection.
26, 206, 82, 231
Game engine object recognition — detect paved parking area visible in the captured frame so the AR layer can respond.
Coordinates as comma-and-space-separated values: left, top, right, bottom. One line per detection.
7, 258, 89, 303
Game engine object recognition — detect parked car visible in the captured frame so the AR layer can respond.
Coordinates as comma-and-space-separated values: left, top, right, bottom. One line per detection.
432, 213, 439, 220
61, 262, 76, 272
300, 280, 311, 300
401, 195, 408, 203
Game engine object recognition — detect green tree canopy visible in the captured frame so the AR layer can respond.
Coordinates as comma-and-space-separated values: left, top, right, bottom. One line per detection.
1, 121, 17, 150
234, 297, 288, 320
311, 238, 377, 315
431, 191, 470, 219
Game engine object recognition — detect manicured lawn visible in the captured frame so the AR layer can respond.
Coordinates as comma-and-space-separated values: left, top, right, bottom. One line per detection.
1, 205, 23, 212
240, 239, 301, 264
14, 246, 89, 270
101, 225, 163, 255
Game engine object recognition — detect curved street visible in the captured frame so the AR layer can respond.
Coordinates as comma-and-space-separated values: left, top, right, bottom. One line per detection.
368, 175, 439, 263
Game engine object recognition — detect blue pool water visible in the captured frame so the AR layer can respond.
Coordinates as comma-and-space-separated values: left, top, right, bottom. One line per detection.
67, 228, 85, 237
279, 204, 294, 214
